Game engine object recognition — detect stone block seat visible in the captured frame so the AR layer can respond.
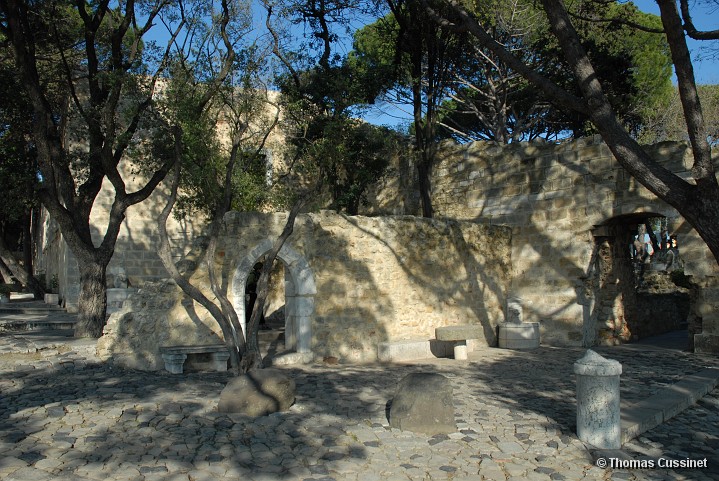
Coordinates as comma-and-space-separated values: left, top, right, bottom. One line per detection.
498, 322, 540, 349
435, 325, 483, 360
159, 345, 230, 374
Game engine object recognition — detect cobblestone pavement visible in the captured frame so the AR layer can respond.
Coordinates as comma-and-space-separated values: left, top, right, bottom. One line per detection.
1, 328, 718, 481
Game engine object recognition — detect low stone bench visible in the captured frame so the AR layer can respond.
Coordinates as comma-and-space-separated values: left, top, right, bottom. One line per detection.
159, 345, 230, 374
435, 325, 483, 360
377, 339, 453, 362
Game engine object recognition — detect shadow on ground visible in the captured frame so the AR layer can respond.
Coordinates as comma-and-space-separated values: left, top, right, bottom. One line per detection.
1, 329, 718, 479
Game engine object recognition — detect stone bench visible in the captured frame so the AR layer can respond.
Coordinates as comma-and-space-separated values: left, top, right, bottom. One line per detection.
159, 345, 230, 374
377, 339, 453, 362
435, 325, 483, 360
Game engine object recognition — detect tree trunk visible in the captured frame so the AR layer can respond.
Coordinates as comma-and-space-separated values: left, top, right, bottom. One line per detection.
0, 233, 45, 298
681, 184, 719, 266
417, 160, 434, 218
156, 141, 244, 372
0, 259, 13, 284
74, 260, 108, 338
22, 213, 33, 281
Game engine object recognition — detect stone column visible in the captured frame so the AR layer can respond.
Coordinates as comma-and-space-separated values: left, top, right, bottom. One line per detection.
284, 295, 297, 350
284, 271, 297, 350
162, 353, 187, 375
574, 349, 622, 449
295, 296, 313, 353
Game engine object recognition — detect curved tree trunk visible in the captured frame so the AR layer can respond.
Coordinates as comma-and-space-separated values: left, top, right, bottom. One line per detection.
0, 233, 45, 298
0, 259, 13, 284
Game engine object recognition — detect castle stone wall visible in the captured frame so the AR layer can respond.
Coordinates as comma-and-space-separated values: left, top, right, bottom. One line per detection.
365, 137, 719, 349
98, 211, 511, 369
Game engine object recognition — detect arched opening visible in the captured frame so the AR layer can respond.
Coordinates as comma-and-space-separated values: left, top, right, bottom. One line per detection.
591, 212, 689, 346
230, 240, 316, 362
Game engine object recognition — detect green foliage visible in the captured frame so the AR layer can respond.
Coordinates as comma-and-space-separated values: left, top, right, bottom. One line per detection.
637, 84, 719, 145
347, 16, 404, 100
146, 58, 277, 219
0, 60, 38, 224
569, 2, 673, 136
302, 117, 401, 214
0, 2, 79, 222
352, 0, 673, 142
275, 9, 404, 215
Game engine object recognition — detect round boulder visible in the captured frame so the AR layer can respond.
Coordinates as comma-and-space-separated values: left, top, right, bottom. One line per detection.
218, 368, 295, 416
389, 372, 456, 434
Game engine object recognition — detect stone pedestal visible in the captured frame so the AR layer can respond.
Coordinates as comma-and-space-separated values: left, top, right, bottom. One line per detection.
506, 297, 523, 323
435, 325, 482, 360
499, 297, 539, 349
162, 353, 187, 374
498, 322, 540, 349
453, 342, 468, 360
44, 293, 59, 305
574, 350, 622, 449
211, 351, 231, 371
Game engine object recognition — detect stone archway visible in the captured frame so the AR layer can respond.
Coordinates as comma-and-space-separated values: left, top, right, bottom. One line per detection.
591, 211, 689, 345
231, 240, 316, 359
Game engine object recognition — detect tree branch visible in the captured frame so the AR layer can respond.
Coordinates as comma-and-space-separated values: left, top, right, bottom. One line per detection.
656, 0, 715, 187
428, 0, 587, 115
680, 0, 719, 40
539, 0, 692, 203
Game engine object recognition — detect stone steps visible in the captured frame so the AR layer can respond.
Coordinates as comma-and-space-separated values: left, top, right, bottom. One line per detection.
0, 306, 66, 315
0, 301, 76, 332
0, 315, 78, 332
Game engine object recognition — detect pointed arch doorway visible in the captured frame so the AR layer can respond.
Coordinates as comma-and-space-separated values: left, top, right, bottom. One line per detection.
231, 240, 316, 361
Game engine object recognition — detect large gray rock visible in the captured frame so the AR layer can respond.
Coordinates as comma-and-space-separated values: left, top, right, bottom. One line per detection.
389, 372, 456, 434
218, 368, 295, 416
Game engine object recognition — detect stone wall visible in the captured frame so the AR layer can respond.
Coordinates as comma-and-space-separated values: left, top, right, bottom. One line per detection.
364, 137, 719, 349
36, 87, 286, 311
34, 165, 208, 312
98, 211, 511, 369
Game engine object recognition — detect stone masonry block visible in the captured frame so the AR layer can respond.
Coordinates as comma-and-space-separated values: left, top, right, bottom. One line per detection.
278, 245, 302, 266
294, 267, 317, 295
435, 325, 483, 341
293, 296, 314, 316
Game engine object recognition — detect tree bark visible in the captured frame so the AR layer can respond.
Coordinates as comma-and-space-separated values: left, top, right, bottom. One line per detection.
0, 259, 13, 284
156, 137, 243, 371
2, 0, 177, 335
74, 259, 108, 338
22, 213, 33, 281
417, 160, 434, 218
0, 233, 45, 298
